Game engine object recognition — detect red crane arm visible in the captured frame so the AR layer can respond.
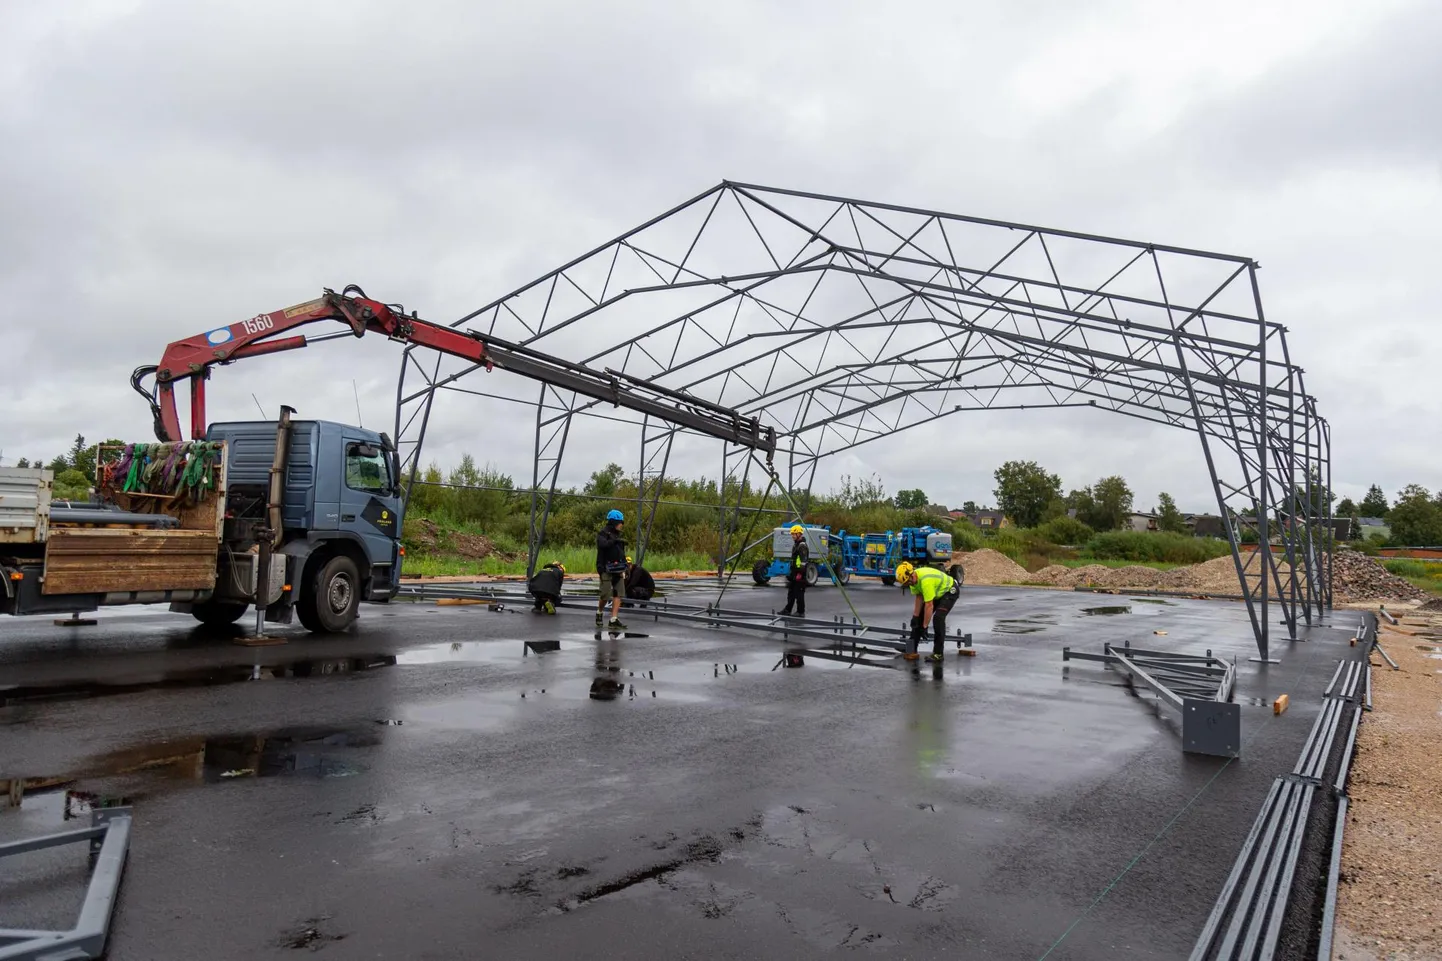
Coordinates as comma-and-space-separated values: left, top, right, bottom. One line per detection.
133, 284, 776, 454
139, 286, 492, 442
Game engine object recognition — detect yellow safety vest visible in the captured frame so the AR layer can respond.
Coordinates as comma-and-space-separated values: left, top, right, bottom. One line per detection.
910, 567, 955, 602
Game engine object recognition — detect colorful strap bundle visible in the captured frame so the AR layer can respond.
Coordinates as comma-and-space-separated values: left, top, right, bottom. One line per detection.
114, 440, 223, 504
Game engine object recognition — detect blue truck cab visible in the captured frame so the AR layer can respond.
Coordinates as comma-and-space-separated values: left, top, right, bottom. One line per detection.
202, 419, 404, 631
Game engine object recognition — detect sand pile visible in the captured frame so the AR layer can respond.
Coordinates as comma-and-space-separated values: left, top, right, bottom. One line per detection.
952, 549, 1030, 585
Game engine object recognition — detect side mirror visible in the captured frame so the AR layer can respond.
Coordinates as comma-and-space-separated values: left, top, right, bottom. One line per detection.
379, 432, 396, 452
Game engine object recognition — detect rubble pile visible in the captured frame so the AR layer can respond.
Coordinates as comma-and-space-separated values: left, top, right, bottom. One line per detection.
1331, 549, 1431, 603
1014, 548, 1431, 605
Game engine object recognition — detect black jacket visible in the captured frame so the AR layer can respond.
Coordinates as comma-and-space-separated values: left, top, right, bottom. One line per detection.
596, 524, 626, 574
625, 564, 655, 598
528, 565, 563, 597
788, 539, 810, 585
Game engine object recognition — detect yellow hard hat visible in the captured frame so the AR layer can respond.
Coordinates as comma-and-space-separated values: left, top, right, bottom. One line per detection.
550, 561, 565, 573
895, 561, 916, 583
626, 555, 632, 563
789, 524, 804, 535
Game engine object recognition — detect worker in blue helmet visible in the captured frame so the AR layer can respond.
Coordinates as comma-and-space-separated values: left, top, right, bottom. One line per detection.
596, 509, 627, 631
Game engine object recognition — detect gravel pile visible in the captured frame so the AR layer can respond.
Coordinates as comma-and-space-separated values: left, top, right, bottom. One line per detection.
1331, 549, 1432, 603
1009, 549, 1429, 605
951, 549, 1030, 585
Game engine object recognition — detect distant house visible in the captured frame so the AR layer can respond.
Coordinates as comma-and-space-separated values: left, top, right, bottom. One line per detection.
1126, 512, 1159, 532
1330, 518, 1358, 541
924, 503, 952, 518
947, 509, 969, 521
1189, 514, 1228, 539
1358, 517, 1390, 540
967, 510, 1010, 529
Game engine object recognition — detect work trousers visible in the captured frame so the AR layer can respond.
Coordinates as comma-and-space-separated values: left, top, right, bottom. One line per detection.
781, 579, 806, 617
910, 586, 960, 655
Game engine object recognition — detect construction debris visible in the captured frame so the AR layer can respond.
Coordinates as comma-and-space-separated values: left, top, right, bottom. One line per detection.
1331, 549, 1431, 603
1019, 548, 1431, 606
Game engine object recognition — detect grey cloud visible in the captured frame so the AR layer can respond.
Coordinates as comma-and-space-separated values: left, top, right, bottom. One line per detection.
1, 0, 1436, 513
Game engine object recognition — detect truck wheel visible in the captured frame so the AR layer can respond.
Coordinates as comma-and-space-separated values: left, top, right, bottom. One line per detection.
302, 555, 361, 632
950, 563, 965, 586
191, 600, 248, 626
803, 562, 819, 587
751, 560, 772, 585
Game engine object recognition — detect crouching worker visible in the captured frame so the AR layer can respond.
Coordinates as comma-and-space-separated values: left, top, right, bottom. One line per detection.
895, 561, 959, 662
528, 561, 565, 614
624, 556, 655, 602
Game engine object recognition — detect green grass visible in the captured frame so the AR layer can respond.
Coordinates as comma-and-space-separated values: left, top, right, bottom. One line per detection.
400, 547, 715, 579
1382, 558, 1442, 597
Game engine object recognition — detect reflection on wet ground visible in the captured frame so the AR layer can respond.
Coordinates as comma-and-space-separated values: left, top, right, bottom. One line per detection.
2, 724, 385, 817
992, 615, 1058, 634
1081, 605, 1132, 616
0, 656, 400, 706
1131, 598, 1177, 605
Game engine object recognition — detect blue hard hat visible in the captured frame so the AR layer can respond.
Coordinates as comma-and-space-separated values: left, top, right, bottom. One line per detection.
606, 509, 624, 522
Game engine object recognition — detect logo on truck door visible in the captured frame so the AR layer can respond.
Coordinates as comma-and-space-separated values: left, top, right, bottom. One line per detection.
361, 497, 397, 535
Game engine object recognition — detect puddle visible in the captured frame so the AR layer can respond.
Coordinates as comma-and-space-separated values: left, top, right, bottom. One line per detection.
0, 656, 398, 706
396, 640, 519, 665
1082, 606, 1132, 616
994, 616, 1057, 634
1130, 598, 1176, 606
7, 724, 385, 814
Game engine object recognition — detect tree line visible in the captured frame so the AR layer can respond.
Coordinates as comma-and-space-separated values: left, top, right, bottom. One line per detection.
1339, 483, 1442, 547
9, 437, 1439, 549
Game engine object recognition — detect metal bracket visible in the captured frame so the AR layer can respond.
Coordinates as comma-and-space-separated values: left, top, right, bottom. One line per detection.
0, 805, 131, 961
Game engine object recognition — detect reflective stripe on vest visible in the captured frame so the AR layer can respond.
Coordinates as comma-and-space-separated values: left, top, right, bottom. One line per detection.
912, 566, 955, 601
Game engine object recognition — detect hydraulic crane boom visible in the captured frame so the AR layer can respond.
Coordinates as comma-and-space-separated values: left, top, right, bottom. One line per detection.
131, 285, 776, 456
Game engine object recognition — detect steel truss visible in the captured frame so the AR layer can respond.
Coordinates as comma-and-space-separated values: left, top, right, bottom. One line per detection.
394, 182, 1330, 662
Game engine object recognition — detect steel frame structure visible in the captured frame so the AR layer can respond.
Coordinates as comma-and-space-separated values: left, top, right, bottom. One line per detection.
393, 181, 1330, 662
1063, 642, 1240, 756
0, 806, 130, 961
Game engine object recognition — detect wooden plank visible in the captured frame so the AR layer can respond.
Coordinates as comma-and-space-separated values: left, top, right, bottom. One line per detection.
42, 528, 219, 594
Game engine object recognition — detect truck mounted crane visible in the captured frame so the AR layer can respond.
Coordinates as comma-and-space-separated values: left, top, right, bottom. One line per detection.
1, 286, 774, 634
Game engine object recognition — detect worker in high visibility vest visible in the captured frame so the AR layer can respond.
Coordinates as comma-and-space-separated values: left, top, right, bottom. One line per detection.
778, 524, 810, 617
895, 561, 959, 661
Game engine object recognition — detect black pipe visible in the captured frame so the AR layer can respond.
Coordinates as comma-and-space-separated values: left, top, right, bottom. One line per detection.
49, 508, 179, 529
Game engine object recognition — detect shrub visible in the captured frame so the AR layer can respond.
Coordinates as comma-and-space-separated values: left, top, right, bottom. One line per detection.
1083, 531, 1231, 564
949, 520, 983, 552
1036, 515, 1093, 546
987, 526, 1029, 563
1382, 558, 1441, 581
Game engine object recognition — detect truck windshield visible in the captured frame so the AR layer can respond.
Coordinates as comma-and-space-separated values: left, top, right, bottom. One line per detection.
346, 443, 390, 493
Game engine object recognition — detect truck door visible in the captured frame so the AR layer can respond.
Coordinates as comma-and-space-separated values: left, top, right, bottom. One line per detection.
340, 437, 401, 583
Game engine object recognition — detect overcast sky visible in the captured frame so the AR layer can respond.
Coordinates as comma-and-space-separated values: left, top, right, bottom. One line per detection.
2, 0, 1438, 514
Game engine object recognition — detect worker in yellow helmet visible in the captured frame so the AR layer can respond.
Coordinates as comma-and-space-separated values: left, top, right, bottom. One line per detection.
778, 523, 810, 617
895, 561, 959, 661
528, 560, 566, 614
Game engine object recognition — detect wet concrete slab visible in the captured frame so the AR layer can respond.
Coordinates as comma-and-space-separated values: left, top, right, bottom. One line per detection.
0, 583, 1362, 959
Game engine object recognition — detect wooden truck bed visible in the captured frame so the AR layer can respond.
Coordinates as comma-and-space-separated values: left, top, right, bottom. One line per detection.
40, 443, 227, 596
